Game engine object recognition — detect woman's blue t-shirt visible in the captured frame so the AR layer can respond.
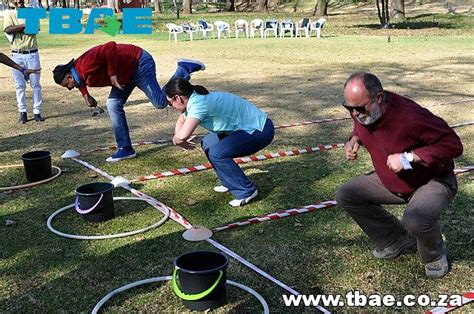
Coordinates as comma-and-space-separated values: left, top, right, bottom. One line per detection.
185, 91, 268, 134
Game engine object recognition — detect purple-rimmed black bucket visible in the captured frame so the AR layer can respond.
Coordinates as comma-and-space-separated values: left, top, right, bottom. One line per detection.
75, 182, 114, 223
21, 150, 52, 183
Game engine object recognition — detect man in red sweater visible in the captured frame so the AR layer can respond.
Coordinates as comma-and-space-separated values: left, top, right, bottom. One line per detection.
336, 72, 463, 278
52, 41, 205, 162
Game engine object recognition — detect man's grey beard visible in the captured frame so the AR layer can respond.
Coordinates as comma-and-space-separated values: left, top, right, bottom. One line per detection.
356, 103, 384, 125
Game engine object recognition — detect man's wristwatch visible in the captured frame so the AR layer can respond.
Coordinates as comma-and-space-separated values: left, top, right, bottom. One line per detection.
404, 152, 414, 163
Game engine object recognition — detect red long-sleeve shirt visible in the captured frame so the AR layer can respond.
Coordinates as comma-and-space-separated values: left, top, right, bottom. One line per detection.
352, 91, 463, 195
74, 41, 142, 96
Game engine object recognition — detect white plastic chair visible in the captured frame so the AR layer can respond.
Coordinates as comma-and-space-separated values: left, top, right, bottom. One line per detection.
263, 19, 279, 38
234, 19, 249, 39
214, 21, 231, 39
279, 19, 294, 38
166, 23, 184, 43
295, 18, 310, 38
197, 20, 215, 39
250, 19, 264, 38
309, 18, 326, 38
181, 22, 198, 41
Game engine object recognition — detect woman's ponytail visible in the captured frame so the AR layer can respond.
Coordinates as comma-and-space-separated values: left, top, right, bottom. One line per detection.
192, 84, 209, 95
165, 78, 209, 97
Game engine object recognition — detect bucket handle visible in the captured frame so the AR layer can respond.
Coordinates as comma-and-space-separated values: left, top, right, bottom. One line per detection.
172, 267, 223, 301
75, 194, 104, 215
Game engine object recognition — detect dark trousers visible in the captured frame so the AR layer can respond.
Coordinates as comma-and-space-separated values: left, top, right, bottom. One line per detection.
336, 172, 457, 263
201, 118, 275, 199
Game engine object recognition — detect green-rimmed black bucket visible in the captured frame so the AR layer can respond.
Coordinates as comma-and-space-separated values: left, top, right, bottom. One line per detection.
75, 182, 114, 223
21, 150, 52, 183
173, 251, 229, 310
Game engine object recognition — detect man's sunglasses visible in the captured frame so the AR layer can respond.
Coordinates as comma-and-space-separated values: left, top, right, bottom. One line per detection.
342, 101, 372, 114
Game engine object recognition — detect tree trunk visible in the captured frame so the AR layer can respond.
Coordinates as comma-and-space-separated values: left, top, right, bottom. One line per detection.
154, 0, 161, 13
172, 0, 180, 18
384, 0, 390, 26
183, 0, 192, 14
315, 0, 327, 16
376, 0, 390, 27
293, 0, 299, 12
228, 0, 235, 11
391, 0, 405, 19
258, 0, 267, 12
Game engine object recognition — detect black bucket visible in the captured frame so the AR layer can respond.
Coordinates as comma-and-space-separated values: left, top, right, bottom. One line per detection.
75, 182, 114, 223
21, 151, 52, 183
173, 251, 229, 311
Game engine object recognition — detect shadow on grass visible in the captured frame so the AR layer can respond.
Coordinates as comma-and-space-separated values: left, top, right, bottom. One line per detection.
351, 13, 468, 30
1, 160, 473, 311
1, 52, 473, 311
354, 20, 459, 30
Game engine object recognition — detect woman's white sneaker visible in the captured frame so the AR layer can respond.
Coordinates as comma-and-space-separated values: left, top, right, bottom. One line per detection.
228, 190, 258, 207
213, 185, 229, 193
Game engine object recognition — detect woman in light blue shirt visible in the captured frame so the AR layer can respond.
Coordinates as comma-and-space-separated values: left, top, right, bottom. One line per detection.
166, 78, 274, 207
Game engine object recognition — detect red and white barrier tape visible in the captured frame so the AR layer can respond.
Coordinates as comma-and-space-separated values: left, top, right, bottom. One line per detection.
212, 201, 338, 233
132, 117, 474, 183
92, 117, 350, 152
450, 121, 474, 129
454, 165, 474, 174
212, 166, 473, 233
273, 117, 350, 129
432, 98, 474, 106
69, 157, 329, 312
91, 139, 173, 152
425, 290, 474, 313
132, 143, 344, 182
71, 157, 192, 229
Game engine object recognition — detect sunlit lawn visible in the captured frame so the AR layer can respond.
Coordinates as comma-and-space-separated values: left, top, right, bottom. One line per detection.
0, 7, 473, 312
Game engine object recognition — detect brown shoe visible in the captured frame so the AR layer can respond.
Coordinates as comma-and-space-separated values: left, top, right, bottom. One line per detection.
372, 233, 416, 259
425, 242, 449, 279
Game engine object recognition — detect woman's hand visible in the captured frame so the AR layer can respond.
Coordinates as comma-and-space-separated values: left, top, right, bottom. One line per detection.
173, 117, 200, 151
173, 135, 196, 151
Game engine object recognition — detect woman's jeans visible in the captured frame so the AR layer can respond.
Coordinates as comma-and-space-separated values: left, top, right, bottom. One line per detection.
201, 118, 275, 199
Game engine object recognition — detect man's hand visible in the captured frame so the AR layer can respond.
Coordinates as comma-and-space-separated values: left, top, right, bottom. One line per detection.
23, 68, 40, 80
110, 75, 123, 90
387, 153, 404, 173
344, 136, 360, 160
84, 94, 98, 107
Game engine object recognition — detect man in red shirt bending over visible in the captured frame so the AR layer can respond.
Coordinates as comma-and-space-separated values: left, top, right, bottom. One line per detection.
52, 41, 205, 162
336, 72, 463, 279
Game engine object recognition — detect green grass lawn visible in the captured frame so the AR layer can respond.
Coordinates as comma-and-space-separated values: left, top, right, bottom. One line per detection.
0, 6, 473, 313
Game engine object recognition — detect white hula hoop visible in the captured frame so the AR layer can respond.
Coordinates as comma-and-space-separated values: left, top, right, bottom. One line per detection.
47, 197, 170, 240
92, 276, 269, 314
0, 165, 62, 191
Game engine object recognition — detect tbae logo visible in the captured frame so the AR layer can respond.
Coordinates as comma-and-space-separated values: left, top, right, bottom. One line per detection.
18, 8, 152, 36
